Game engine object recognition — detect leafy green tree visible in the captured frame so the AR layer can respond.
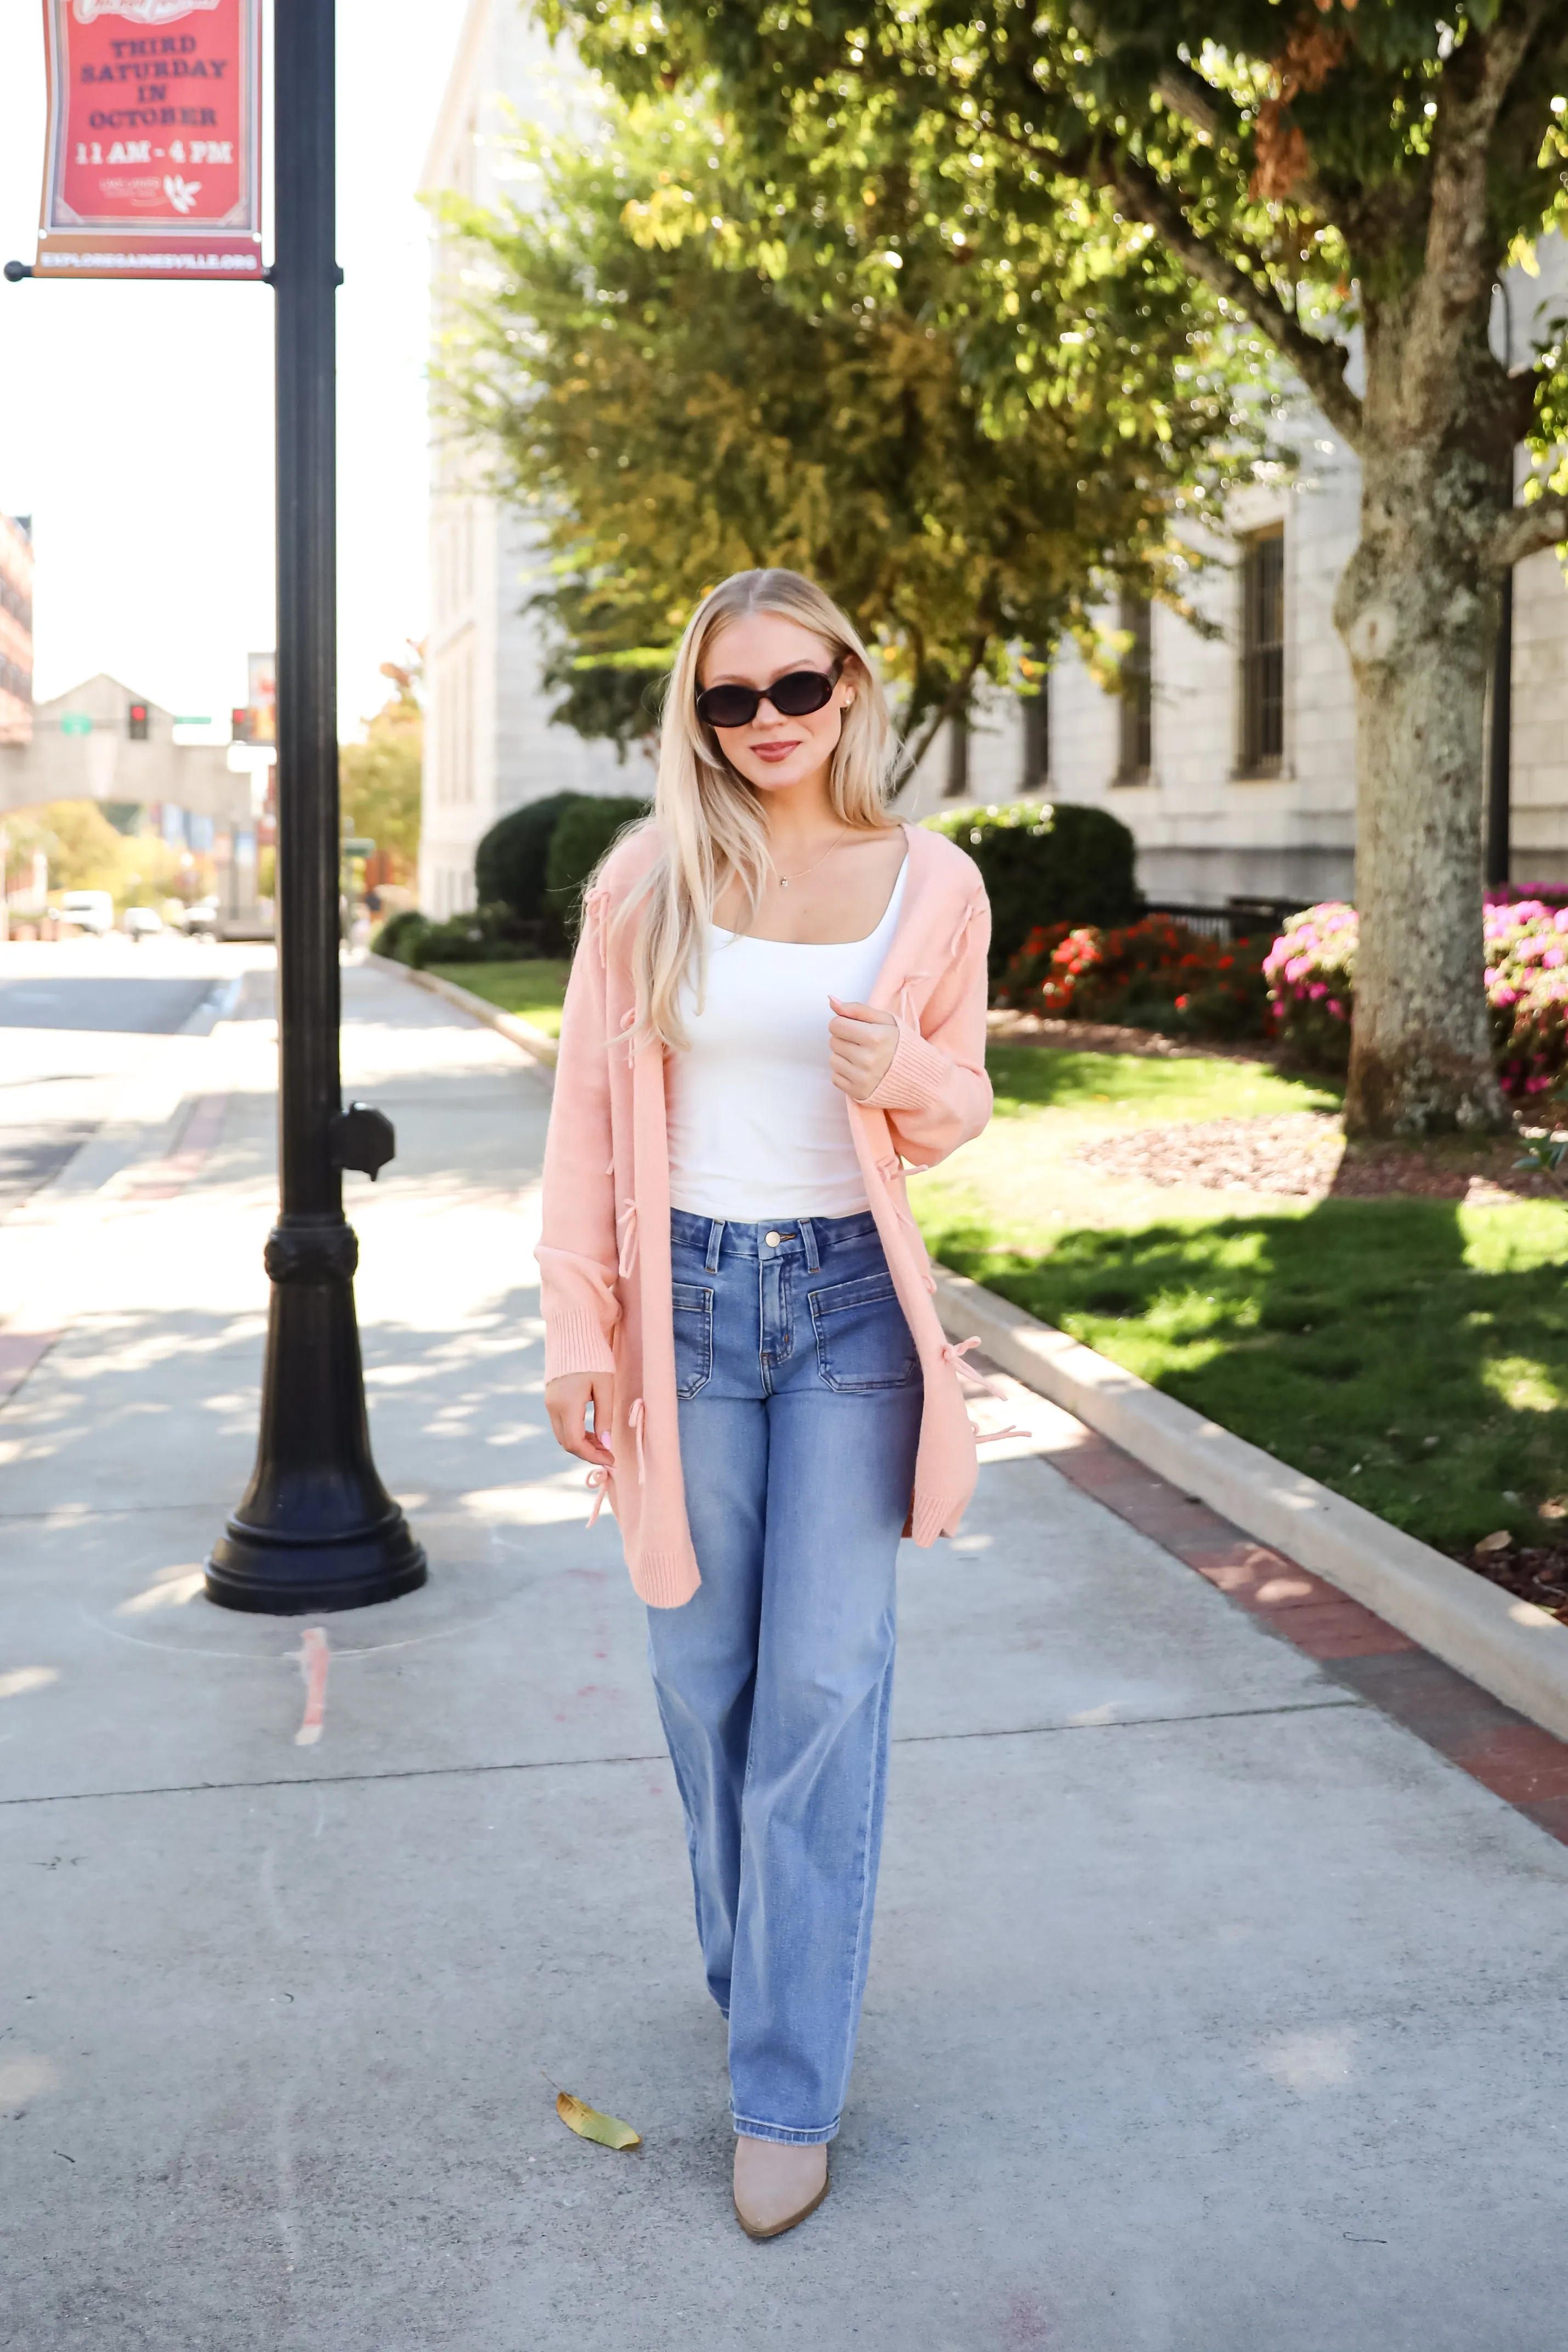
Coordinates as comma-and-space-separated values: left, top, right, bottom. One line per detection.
433, 89, 1270, 763
340, 653, 423, 879
551, 0, 1568, 1134
5, 799, 183, 907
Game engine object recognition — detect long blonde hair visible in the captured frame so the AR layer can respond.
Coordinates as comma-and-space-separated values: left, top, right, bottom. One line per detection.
612, 569, 897, 1051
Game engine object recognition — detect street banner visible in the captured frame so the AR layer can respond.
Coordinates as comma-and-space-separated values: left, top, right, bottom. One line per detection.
246, 649, 276, 743
35, 0, 262, 280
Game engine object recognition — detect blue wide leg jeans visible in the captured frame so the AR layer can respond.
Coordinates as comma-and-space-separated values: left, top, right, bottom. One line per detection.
647, 1208, 924, 2145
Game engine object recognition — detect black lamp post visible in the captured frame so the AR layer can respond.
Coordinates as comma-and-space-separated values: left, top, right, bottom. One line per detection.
206, 0, 424, 1613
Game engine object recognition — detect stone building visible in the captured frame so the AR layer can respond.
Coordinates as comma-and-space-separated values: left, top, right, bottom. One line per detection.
420, 4, 1568, 915
0, 673, 261, 923
905, 245, 1568, 912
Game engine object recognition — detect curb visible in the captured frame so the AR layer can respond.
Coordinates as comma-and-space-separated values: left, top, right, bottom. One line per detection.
933, 1264, 1568, 1746
367, 952, 559, 1071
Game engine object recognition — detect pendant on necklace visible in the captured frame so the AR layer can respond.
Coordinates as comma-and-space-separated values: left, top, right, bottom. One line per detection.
779, 878, 790, 888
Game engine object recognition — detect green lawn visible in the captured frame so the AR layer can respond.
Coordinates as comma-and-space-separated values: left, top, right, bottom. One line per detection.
987, 1043, 1340, 1122
915, 1047, 1568, 1557
429, 959, 570, 1037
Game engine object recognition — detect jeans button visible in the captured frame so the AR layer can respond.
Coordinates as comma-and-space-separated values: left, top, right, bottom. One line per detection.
764, 1230, 782, 1247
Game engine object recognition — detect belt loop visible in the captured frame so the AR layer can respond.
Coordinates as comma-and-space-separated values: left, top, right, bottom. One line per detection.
800, 1216, 820, 1272
705, 1217, 724, 1274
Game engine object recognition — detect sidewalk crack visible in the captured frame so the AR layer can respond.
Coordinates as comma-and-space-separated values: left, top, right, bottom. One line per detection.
0, 1698, 1364, 1808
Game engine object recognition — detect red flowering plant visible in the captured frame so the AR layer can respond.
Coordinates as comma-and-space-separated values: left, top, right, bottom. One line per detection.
1261, 903, 1357, 1072
997, 916, 1273, 1039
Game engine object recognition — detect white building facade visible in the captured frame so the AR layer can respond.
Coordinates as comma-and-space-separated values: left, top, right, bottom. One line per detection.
420, 4, 1568, 915
419, 1, 632, 920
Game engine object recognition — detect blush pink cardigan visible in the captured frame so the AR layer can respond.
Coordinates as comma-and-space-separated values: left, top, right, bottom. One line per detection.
536, 817, 994, 1608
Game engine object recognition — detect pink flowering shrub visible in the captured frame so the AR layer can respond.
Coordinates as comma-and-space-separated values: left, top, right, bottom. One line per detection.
1263, 898, 1568, 1095
1262, 903, 1357, 1072
1485, 901, 1568, 1096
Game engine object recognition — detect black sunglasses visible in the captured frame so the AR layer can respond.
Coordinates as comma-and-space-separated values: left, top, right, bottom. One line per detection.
695, 665, 841, 731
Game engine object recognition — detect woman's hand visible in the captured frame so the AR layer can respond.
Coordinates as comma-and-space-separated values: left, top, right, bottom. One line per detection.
545, 1371, 616, 1468
828, 997, 900, 1102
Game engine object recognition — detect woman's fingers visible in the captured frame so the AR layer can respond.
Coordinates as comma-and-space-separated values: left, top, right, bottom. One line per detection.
544, 1372, 615, 1466
827, 994, 898, 1100
829, 995, 892, 1022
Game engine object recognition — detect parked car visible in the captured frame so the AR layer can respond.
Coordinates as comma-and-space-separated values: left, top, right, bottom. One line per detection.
58, 890, 115, 936
123, 906, 163, 941
180, 897, 220, 938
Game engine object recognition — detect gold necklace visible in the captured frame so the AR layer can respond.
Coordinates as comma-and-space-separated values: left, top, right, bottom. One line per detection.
773, 825, 850, 890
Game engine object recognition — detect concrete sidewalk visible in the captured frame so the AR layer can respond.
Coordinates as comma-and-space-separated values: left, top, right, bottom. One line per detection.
3, 956, 1567, 2352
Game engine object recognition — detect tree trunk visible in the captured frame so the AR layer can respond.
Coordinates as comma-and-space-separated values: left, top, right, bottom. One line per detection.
1334, 317, 1514, 1138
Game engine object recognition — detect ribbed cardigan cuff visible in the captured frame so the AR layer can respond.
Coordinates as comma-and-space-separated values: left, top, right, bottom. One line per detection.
631, 1545, 701, 1609
909, 1485, 972, 1547
862, 1020, 955, 1115
544, 1307, 618, 1383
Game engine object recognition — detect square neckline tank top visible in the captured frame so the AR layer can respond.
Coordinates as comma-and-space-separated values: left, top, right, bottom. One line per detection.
667, 861, 909, 1220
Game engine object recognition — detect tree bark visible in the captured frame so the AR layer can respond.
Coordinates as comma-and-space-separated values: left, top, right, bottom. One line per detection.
1334, 314, 1514, 1137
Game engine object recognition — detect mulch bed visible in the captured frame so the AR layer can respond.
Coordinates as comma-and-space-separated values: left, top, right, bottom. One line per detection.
1073, 1112, 1556, 1203
1460, 1531, 1568, 1624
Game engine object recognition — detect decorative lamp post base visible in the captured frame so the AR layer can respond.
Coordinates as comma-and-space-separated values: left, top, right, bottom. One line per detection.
205, 1219, 427, 1615
205, 1516, 427, 1616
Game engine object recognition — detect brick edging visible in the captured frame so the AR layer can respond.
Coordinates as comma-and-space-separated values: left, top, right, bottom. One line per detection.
1010, 1391, 1568, 1849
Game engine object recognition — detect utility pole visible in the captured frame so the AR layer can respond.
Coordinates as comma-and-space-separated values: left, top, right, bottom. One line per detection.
206, 0, 424, 1613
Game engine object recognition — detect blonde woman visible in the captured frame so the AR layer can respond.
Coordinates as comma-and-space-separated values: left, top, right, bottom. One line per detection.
539, 569, 992, 2238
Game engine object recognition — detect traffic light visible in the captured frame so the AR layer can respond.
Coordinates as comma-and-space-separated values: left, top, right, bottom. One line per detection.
128, 702, 149, 740
231, 705, 254, 743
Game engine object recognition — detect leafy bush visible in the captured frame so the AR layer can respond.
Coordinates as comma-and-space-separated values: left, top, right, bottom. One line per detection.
474, 792, 580, 936
999, 916, 1273, 1039
924, 800, 1141, 982
1485, 901, 1568, 1098
401, 904, 530, 968
1262, 903, 1357, 1071
371, 908, 431, 963
545, 794, 652, 936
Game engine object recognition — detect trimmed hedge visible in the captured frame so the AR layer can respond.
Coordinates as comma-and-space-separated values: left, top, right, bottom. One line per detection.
545, 795, 652, 937
405, 907, 526, 968
371, 904, 539, 969
924, 800, 1141, 982
474, 793, 579, 934
370, 908, 431, 962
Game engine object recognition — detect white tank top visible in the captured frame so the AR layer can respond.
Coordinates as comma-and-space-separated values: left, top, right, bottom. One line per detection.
667, 863, 907, 1220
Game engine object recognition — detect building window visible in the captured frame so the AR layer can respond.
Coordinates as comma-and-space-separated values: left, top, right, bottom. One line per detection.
1240, 526, 1285, 776
1116, 592, 1152, 782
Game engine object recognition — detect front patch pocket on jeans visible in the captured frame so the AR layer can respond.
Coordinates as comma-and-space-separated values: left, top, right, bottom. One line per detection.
809, 1271, 918, 1392
671, 1281, 714, 1398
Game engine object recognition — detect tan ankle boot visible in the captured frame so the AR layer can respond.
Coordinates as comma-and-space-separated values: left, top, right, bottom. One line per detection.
732, 2135, 830, 2240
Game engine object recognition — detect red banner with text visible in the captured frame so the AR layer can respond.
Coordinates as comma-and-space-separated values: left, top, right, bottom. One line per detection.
36, 0, 262, 279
